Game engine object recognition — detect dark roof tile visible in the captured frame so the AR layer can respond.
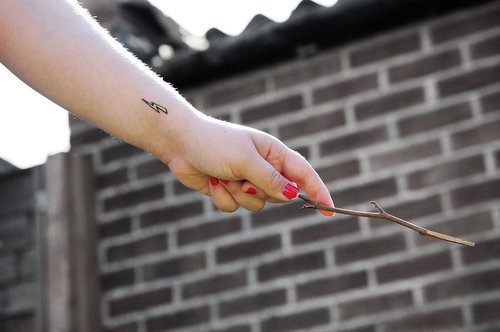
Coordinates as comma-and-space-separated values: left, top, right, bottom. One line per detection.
205, 28, 230, 43
243, 14, 276, 33
290, 0, 325, 19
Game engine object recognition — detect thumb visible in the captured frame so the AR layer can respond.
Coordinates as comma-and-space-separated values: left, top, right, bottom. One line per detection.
243, 155, 299, 202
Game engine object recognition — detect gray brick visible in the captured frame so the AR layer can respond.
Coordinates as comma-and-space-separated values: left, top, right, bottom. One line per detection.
278, 109, 346, 140
472, 298, 500, 324
216, 235, 281, 264
335, 233, 406, 265
19, 249, 35, 280
334, 178, 397, 207
383, 307, 463, 332
103, 184, 164, 212
101, 143, 143, 164
313, 73, 378, 104
438, 63, 500, 98
424, 269, 500, 302
96, 168, 128, 190
338, 290, 413, 320
431, 5, 500, 44
219, 289, 287, 318
350, 32, 421, 67
0, 172, 33, 213
369, 138, 441, 170
109, 287, 172, 317
296, 271, 368, 301
291, 216, 359, 245
146, 305, 210, 331
397, 102, 472, 137
450, 177, 500, 209
354, 87, 425, 120
139, 200, 204, 227
481, 89, 500, 114
104, 322, 137, 332
99, 217, 132, 239
177, 217, 242, 245
407, 155, 485, 190
261, 307, 330, 332
177, 217, 242, 246
389, 49, 461, 83
337, 326, 375, 332
320, 125, 388, 156
203, 77, 266, 108
70, 128, 109, 146
470, 33, 500, 60
182, 270, 247, 299
0, 256, 16, 285
258, 251, 326, 282
461, 237, 500, 265
316, 158, 361, 183
0, 213, 32, 250
106, 233, 167, 262
376, 251, 452, 284
4, 283, 36, 313
143, 252, 206, 281
101, 269, 135, 292
241, 95, 303, 123
0, 312, 35, 332
273, 53, 341, 88
451, 119, 500, 150
212, 325, 251, 332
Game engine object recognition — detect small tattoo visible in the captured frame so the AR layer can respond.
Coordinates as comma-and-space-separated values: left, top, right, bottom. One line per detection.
142, 99, 168, 115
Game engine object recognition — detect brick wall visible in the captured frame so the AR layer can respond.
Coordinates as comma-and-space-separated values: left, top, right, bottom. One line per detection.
0, 166, 42, 332
70, 2, 500, 331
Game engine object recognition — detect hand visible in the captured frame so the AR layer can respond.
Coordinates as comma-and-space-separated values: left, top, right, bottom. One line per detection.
165, 115, 334, 216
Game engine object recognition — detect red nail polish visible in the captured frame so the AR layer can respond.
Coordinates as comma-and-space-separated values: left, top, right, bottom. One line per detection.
220, 179, 230, 185
245, 187, 257, 195
209, 177, 219, 185
283, 183, 299, 200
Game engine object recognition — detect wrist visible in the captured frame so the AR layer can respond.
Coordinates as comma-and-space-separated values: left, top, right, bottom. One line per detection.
145, 101, 202, 165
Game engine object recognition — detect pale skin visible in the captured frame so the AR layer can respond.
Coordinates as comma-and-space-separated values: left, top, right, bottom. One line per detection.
0, 0, 334, 216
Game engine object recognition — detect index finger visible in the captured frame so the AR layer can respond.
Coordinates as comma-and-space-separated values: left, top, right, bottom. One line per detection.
282, 150, 335, 217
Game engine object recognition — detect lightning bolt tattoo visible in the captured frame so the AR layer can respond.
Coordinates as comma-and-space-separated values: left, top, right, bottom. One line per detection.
142, 99, 168, 115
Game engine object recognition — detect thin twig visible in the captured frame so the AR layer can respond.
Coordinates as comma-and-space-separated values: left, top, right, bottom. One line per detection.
298, 194, 475, 247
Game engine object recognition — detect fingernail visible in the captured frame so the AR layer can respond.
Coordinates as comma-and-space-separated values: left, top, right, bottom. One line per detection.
220, 179, 230, 185
283, 183, 300, 200
245, 187, 257, 195
209, 177, 219, 185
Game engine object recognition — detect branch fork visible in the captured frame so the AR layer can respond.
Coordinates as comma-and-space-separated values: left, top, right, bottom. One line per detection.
298, 194, 475, 247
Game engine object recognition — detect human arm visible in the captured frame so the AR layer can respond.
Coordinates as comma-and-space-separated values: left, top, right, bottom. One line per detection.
0, 0, 334, 214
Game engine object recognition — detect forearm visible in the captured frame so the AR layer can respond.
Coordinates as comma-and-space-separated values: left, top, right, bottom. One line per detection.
0, 0, 199, 162
0, 0, 335, 213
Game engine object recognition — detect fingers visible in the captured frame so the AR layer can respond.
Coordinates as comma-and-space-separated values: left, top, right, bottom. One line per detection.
282, 151, 335, 217
209, 177, 267, 212
208, 177, 239, 212
248, 134, 334, 217
225, 180, 267, 212
241, 153, 299, 202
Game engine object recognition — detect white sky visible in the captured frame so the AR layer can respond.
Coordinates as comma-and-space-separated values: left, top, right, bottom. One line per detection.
0, 0, 337, 169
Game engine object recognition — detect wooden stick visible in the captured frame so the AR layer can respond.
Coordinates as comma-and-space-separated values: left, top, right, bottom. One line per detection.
298, 194, 475, 247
